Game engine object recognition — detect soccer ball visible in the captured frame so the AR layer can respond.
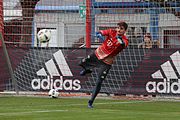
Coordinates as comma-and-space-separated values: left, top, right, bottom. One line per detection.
48, 89, 59, 98
37, 29, 51, 43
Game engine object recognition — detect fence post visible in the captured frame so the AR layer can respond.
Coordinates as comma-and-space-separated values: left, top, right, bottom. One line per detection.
0, 33, 19, 95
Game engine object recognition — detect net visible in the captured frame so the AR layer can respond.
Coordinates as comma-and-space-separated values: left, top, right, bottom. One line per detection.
1, 0, 180, 97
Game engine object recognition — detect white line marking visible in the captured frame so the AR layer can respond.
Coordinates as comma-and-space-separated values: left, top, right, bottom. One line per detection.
40, 100, 153, 107
0, 110, 68, 116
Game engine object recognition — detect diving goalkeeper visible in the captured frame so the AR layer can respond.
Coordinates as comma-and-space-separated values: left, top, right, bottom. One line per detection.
79, 21, 129, 108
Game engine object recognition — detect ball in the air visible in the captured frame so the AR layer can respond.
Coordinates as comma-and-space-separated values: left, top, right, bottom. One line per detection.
37, 29, 51, 43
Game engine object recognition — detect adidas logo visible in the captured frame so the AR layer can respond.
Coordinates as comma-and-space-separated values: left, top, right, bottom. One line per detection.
31, 50, 81, 91
146, 51, 180, 94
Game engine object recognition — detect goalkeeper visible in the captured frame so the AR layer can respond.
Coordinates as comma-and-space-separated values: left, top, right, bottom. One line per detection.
79, 21, 129, 108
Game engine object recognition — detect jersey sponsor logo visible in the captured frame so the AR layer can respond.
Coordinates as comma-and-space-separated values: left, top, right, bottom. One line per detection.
146, 51, 180, 94
107, 39, 113, 47
31, 50, 81, 91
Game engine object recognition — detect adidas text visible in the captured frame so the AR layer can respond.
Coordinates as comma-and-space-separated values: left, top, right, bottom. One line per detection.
31, 76, 81, 90
146, 78, 180, 94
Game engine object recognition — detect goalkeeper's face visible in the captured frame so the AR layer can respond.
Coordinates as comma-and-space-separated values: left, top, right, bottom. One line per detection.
116, 26, 126, 36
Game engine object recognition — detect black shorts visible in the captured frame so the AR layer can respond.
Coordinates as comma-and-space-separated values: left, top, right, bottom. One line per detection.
79, 52, 111, 80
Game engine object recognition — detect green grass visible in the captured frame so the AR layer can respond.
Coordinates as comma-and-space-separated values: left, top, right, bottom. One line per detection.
0, 96, 180, 120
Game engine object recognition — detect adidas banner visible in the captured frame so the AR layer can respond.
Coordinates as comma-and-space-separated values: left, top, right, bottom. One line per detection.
125, 49, 180, 95
1, 48, 180, 95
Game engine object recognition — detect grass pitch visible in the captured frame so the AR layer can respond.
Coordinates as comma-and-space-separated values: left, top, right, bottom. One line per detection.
0, 96, 180, 120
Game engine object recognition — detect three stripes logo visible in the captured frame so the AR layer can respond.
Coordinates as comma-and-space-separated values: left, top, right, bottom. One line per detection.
31, 50, 81, 91
146, 51, 180, 94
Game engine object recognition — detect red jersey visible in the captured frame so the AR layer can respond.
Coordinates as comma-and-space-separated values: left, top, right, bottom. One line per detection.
95, 29, 128, 65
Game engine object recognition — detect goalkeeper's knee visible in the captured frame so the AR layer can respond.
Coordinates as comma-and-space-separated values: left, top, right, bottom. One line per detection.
79, 55, 90, 67
99, 70, 108, 81
81, 55, 91, 63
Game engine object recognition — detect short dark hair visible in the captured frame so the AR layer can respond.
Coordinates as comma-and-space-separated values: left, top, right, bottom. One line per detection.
117, 21, 128, 30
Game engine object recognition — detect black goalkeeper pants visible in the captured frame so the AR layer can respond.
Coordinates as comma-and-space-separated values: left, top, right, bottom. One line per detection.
79, 53, 111, 104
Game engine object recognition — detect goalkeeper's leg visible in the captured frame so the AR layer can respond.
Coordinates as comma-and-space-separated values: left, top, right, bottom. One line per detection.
88, 64, 111, 108
79, 53, 97, 76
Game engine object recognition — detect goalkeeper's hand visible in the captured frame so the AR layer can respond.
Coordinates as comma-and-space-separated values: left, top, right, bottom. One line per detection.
96, 32, 104, 42
116, 36, 125, 47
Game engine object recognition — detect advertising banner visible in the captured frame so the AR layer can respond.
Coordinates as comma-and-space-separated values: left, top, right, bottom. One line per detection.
1, 48, 180, 95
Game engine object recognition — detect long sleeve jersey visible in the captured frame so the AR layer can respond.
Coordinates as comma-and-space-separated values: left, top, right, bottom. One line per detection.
95, 29, 129, 65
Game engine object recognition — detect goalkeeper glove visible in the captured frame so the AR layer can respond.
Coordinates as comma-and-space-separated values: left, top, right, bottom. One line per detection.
116, 36, 125, 47
96, 32, 104, 42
